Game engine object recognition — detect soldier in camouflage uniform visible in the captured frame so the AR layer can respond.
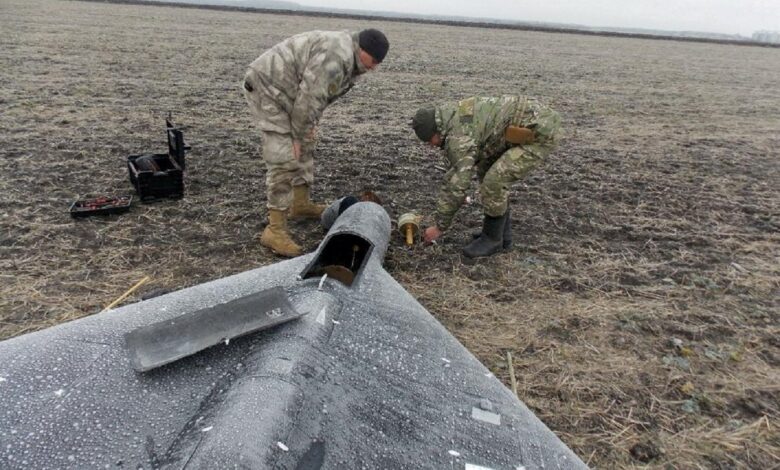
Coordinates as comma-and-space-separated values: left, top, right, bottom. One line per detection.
412, 96, 562, 258
242, 29, 389, 257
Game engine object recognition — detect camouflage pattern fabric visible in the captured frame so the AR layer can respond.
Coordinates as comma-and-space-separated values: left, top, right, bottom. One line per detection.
258, 130, 317, 210
242, 30, 367, 210
433, 96, 561, 230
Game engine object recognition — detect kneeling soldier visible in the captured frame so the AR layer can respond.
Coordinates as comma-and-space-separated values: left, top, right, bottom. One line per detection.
412, 96, 562, 258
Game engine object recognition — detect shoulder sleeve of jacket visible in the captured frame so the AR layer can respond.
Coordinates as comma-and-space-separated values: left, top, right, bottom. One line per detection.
434, 135, 477, 230
290, 52, 348, 140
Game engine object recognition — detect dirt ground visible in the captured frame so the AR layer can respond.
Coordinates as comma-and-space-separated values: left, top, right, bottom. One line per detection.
1, 0, 778, 468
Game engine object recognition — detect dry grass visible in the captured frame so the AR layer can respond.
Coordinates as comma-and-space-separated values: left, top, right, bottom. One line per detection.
395, 265, 779, 468
1, 0, 778, 468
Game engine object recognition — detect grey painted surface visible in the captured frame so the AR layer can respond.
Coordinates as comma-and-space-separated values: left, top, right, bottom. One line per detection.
0, 202, 588, 469
125, 286, 306, 371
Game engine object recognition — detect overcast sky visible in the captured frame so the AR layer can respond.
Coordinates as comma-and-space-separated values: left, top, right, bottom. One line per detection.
299, 0, 779, 36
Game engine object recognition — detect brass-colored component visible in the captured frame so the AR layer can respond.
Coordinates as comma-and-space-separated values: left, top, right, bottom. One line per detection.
322, 265, 355, 285
397, 213, 421, 246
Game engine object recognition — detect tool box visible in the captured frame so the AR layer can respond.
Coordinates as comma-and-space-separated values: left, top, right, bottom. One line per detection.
69, 195, 133, 218
127, 119, 188, 203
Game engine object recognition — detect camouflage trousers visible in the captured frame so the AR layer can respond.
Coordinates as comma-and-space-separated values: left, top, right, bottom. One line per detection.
243, 86, 317, 210
258, 131, 316, 210
478, 140, 558, 217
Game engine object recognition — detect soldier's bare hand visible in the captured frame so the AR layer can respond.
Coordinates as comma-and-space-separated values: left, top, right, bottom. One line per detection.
424, 226, 443, 244
306, 126, 318, 141
292, 140, 302, 161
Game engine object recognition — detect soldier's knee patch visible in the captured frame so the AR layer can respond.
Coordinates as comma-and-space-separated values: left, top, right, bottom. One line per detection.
262, 132, 294, 165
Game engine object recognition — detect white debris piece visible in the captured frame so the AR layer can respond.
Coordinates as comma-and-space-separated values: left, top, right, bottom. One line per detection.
201, 426, 213, 432
441, 358, 451, 363
471, 407, 501, 426
730, 262, 747, 272
224, 338, 230, 346
54, 389, 65, 397
448, 450, 461, 457
0, 377, 6, 383
277, 442, 289, 452
316, 306, 327, 325
465, 464, 494, 470
318, 274, 328, 291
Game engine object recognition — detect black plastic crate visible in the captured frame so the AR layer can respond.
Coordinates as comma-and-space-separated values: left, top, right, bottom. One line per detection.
127, 119, 188, 203
70, 195, 133, 218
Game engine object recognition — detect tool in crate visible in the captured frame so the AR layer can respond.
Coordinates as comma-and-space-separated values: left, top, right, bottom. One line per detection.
69, 195, 133, 218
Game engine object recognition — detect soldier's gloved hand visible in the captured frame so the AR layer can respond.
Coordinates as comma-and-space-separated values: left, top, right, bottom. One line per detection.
292, 140, 302, 161
424, 226, 443, 244
306, 126, 318, 141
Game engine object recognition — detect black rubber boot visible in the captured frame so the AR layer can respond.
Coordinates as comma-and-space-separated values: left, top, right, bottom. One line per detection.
463, 214, 505, 258
472, 208, 511, 249
502, 207, 512, 250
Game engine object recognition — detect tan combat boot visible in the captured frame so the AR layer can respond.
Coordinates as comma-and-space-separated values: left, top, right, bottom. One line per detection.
260, 209, 302, 257
290, 185, 327, 219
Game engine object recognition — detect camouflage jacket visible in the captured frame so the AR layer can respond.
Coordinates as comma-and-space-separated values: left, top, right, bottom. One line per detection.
245, 30, 368, 139
434, 96, 560, 230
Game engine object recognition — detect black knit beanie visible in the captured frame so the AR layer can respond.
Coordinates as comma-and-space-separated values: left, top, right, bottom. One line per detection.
338, 196, 360, 215
358, 29, 389, 63
412, 107, 437, 142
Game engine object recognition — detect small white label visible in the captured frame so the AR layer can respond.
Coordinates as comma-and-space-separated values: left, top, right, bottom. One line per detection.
277, 442, 289, 451
471, 407, 501, 426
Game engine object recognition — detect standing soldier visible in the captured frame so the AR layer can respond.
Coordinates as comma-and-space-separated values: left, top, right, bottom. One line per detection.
411, 96, 562, 258
242, 29, 389, 257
